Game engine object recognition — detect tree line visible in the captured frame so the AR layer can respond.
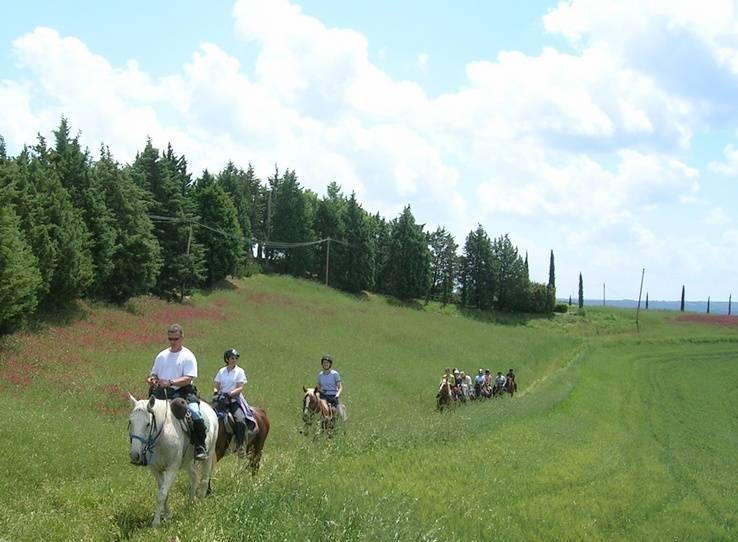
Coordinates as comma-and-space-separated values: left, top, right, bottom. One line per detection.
0, 118, 557, 335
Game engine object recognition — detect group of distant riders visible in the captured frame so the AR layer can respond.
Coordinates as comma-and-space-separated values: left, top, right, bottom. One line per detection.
437, 367, 516, 403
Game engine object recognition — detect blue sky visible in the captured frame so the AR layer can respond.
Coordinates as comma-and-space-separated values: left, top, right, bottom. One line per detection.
2, 0, 737, 302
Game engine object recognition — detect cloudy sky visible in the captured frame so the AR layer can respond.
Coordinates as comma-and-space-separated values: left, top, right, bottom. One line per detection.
2, 0, 737, 302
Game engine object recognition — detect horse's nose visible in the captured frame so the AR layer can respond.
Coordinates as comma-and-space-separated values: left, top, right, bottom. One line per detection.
130, 450, 142, 464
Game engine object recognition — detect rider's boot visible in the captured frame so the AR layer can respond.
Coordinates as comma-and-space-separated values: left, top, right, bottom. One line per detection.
192, 418, 208, 461
234, 421, 247, 458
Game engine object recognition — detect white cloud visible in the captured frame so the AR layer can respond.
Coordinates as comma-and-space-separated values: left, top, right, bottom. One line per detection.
708, 143, 738, 176
4, 0, 738, 299
416, 53, 429, 72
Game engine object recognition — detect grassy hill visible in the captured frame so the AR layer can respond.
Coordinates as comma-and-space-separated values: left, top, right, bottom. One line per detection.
1, 275, 737, 541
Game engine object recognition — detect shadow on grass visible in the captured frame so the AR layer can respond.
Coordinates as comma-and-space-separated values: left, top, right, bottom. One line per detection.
112, 509, 151, 541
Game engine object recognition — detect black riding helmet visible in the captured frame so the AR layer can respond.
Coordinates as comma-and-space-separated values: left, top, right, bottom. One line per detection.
223, 348, 240, 364
321, 354, 333, 366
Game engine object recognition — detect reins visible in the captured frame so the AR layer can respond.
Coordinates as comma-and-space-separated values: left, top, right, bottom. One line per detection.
129, 393, 170, 465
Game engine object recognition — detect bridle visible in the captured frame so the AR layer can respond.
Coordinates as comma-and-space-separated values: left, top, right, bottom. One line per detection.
303, 389, 331, 425
129, 400, 168, 466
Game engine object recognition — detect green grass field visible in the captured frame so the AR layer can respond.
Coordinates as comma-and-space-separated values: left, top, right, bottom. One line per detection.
1, 275, 737, 541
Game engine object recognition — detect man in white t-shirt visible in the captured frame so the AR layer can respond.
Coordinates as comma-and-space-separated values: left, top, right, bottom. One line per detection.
147, 323, 208, 460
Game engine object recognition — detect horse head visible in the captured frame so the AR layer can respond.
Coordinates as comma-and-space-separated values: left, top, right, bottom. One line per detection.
128, 394, 154, 466
302, 387, 318, 424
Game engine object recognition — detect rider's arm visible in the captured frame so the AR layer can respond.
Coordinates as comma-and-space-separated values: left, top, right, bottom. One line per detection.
159, 375, 193, 388
335, 379, 342, 398
229, 382, 244, 398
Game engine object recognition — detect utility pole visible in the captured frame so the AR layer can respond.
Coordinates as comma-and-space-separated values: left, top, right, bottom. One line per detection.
325, 237, 331, 286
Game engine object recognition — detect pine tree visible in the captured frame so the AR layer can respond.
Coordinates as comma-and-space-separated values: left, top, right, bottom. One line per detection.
314, 182, 347, 287
216, 162, 255, 268
0, 161, 42, 332
461, 225, 495, 309
51, 118, 116, 298
427, 227, 457, 305
270, 169, 316, 277
93, 147, 161, 302
383, 206, 430, 300
193, 170, 244, 286
131, 140, 204, 299
342, 192, 374, 293
13, 138, 94, 309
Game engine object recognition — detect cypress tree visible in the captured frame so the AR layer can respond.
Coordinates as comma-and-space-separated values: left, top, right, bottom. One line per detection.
94, 147, 161, 302
343, 192, 374, 293
193, 170, 244, 286
680, 285, 685, 312
0, 161, 42, 333
578, 273, 584, 309
384, 205, 430, 301
51, 118, 116, 298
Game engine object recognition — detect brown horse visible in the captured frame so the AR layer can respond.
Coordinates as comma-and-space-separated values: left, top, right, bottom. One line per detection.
505, 375, 517, 397
436, 381, 453, 411
302, 387, 336, 435
213, 405, 270, 475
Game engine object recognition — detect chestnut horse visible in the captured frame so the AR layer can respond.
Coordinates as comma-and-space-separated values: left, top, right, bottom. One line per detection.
436, 381, 453, 411
302, 387, 337, 435
212, 406, 270, 475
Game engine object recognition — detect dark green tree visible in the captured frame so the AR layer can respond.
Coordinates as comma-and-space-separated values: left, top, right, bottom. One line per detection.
461, 225, 495, 309
680, 285, 685, 312
578, 273, 584, 309
0, 161, 42, 332
314, 182, 347, 287
51, 118, 116, 298
131, 140, 204, 299
426, 227, 457, 306
94, 147, 161, 302
342, 192, 374, 293
270, 169, 316, 277
492, 234, 528, 311
216, 162, 255, 267
383, 205, 430, 300
370, 213, 393, 294
548, 250, 555, 292
193, 170, 244, 286
12, 138, 94, 309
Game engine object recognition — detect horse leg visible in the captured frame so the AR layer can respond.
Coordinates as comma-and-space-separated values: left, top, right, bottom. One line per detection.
197, 454, 215, 499
152, 468, 177, 527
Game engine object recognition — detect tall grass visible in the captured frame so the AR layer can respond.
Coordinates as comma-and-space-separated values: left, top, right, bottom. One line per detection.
1, 275, 737, 541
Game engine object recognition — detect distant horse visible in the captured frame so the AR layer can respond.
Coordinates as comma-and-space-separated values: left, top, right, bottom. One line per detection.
505, 376, 517, 397
436, 381, 453, 411
212, 405, 270, 475
302, 387, 346, 435
492, 378, 516, 398
127, 394, 218, 527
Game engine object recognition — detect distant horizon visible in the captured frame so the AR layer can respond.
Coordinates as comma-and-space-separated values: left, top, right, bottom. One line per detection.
559, 297, 736, 315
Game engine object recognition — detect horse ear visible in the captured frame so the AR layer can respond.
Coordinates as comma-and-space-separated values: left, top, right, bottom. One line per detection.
303, 386, 307, 393
128, 393, 138, 407
147, 395, 156, 412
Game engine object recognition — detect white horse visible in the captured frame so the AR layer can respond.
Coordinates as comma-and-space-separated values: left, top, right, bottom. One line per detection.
127, 394, 218, 527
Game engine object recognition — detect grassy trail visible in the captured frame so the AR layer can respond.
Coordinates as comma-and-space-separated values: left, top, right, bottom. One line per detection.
1, 276, 737, 541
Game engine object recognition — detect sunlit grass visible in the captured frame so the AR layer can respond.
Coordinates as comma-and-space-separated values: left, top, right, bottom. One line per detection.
1, 275, 737, 540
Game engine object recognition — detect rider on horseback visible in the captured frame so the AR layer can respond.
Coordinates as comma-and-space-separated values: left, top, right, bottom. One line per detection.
213, 348, 259, 458
316, 354, 346, 421
494, 371, 507, 393
147, 323, 209, 461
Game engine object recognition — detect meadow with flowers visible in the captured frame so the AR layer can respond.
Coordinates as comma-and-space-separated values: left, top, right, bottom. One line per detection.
1, 274, 737, 541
